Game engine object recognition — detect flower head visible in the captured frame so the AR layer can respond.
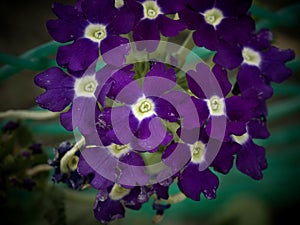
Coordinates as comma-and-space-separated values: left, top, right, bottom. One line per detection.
47, 0, 133, 71
180, 0, 254, 50
127, 0, 187, 51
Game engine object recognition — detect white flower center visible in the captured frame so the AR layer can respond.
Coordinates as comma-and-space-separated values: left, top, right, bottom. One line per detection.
143, 1, 161, 19
132, 97, 155, 121
231, 132, 249, 145
109, 184, 130, 200
108, 144, 131, 158
203, 8, 224, 28
242, 47, 262, 67
74, 75, 98, 98
114, 0, 124, 8
84, 24, 107, 43
206, 96, 225, 116
190, 141, 206, 163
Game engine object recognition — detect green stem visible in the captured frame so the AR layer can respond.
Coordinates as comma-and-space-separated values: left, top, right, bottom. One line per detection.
0, 110, 59, 120
0, 52, 47, 70
0, 41, 66, 81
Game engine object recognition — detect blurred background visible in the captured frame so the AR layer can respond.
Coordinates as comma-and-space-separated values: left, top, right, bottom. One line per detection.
0, 0, 300, 225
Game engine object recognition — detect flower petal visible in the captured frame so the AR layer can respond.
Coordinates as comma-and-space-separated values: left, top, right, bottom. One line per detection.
178, 165, 219, 201
57, 38, 99, 71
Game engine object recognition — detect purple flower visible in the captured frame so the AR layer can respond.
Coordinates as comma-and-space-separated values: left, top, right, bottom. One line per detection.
99, 62, 178, 151
231, 125, 267, 180
180, 0, 254, 50
47, 0, 133, 71
78, 141, 149, 188
93, 185, 153, 223
214, 29, 295, 84
127, 0, 187, 51
186, 63, 257, 141
34, 65, 121, 134
162, 130, 220, 201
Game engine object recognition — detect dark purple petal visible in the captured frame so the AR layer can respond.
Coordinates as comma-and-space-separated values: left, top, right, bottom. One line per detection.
226, 121, 247, 136
211, 142, 237, 174
249, 29, 273, 50
34, 67, 75, 89
187, 63, 215, 98
178, 165, 219, 201
160, 91, 202, 130
146, 62, 176, 83
142, 64, 176, 97
94, 195, 125, 224
153, 97, 179, 122
238, 64, 273, 100
153, 183, 170, 200
109, 106, 134, 144
179, 8, 203, 30
157, 15, 186, 37
77, 154, 113, 189
57, 38, 99, 71
213, 40, 243, 69
47, 19, 86, 42
133, 19, 160, 52
177, 127, 201, 145
80, 147, 121, 187
212, 65, 231, 96
110, 79, 142, 105
81, 0, 116, 24
36, 89, 73, 112
215, 0, 252, 17
247, 118, 270, 139
206, 116, 228, 141
158, 0, 188, 14
105, 65, 135, 100
261, 47, 295, 83
51, 2, 83, 21
123, 186, 151, 209
186, 70, 205, 99
118, 152, 149, 185
188, 0, 214, 12
218, 16, 255, 45
191, 97, 209, 126
108, 7, 136, 34
193, 25, 218, 51
135, 117, 167, 151
72, 97, 98, 135
74, 0, 84, 12
100, 35, 130, 67
236, 140, 267, 180
60, 107, 74, 131
225, 96, 258, 122
162, 143, 191, 173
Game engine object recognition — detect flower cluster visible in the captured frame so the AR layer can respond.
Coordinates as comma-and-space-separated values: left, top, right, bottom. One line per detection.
35, 0, 294, 223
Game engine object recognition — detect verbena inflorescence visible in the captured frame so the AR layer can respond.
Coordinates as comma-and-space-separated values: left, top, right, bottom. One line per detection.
34, 0, 295, 223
